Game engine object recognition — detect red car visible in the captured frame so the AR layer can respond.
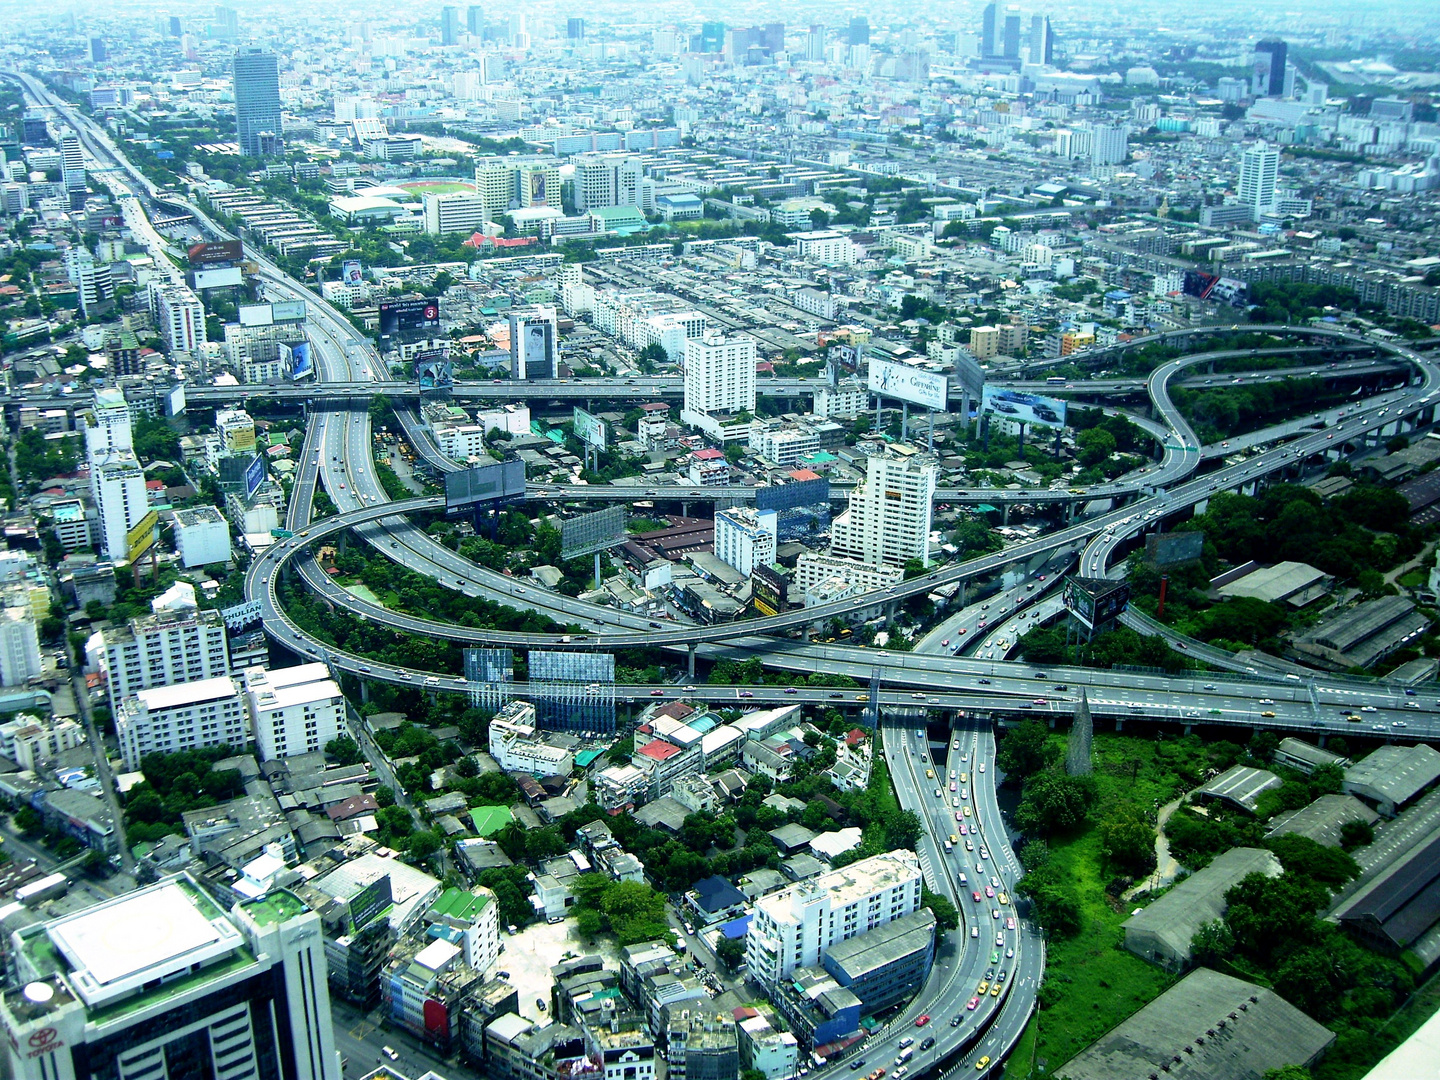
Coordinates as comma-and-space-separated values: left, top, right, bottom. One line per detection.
967, 997, 980, 1011
650, 689, 665, 696
972, 891, 982, 903
915, 1015, 930, 1027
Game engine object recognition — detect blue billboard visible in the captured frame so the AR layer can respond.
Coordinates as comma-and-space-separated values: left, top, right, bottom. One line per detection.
244, 453, 266, 499
284, 340, 314, 381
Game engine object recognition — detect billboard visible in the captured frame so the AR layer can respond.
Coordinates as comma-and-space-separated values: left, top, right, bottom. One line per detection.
1144, 531, 1205, 568
244, 453, 266, 499
955, 351, 987, 401
752, 564, 788, 616
982, 386, 1067, 429
166, 384, 186, 417
530, 651, 616, 736
342, 259, 364, 286
868, 358, 949, 412
1062, 576, 1130, 631
572, 406, 607, 449
271, 299, 307, 323
281, 341, 314, 381
187, 239, 243, 267
756, 477, 829, 513
193, 266, 243, 289
444, 458, 526, 514
560, 505, 626, 559
239, 303, 274, 327
379, 297, 441, 338
415, 353, 454, 390
348, 874, 393, 932
220, 600, 263, 630
464, 647, 515, 710
126, 509, 159, 563
529, 170, 548, 205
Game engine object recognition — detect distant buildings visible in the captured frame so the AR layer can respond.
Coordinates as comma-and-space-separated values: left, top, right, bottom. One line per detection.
234, 48, 283, 157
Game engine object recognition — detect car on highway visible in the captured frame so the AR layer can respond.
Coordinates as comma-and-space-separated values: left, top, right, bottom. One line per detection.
914, 1015, 930, 1027
972, 891, 982, 903
1261, 710, 1276, 718
975, 982, 989, 995
970, 926, 978, 938
1006, 917, 1016, 930
920, 1038, 935, 1051
650, 689, 665, 696
950, 1016, 963, 1027
382, 1047, 399, 1061
967, 997, 980, 1011
849, 1060, 866, 1071
975, 1057, 990, 1071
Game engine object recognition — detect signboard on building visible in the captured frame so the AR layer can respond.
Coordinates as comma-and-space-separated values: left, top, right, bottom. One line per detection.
244, 453, 266, 499
1062, 576, 1130, 631
342, 259, 364, 286
379, 297, 441, 338
271, 299, 307, 323
166, 384, 186, 417
220, 600, 264, 631
1144, 531, 1205, 568
572, 406, 607, 450
756, 477, 829, 512
193, 266, 244, 289
126, 510, 159, 563
981, 386, 1067, 429
464, 647, 515, 710
187, 239, 244, 267
443, 459, 526, 514
281, 341, 314, 381
560, 505, 626, 559
867, 358, 949, 412
238, 303, 274, 327
752, 564, 788, 616
415, 353, 454, 390
348, 874, 393, 932
530, 651, 616, 736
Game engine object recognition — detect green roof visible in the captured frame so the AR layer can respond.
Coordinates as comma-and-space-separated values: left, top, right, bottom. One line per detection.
241, 889, 308, 927
575, 749, 604, 768
431, 887, 493, 920
470, 805, 514, 836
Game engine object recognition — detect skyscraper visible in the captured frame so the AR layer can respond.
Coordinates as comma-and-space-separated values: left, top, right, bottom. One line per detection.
829, 452, 937, 569
1090, 124, 1129, 166
567, 17, 586, 42
1002, 6, 1022, 60
88, 36, 107, 63
981, 3, 997, 57
848, 16, 869, 46
233, 48, 283, 157
682, 332, 757, 427
1239, 140, 1279, 216
699, 21, 726, 53
466, 4, 483, 36
805, 25, 825, 61
763, 22, 785, 54
441, 6, 461, 45
1252, 39, 1287, 98
212, 5, 239, 40
1029, 15, 1053, 65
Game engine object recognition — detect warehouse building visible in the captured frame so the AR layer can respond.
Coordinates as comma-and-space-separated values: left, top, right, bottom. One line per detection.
1343, 744, 1440, 818
1195, 765, 1283, 814
1266, 793, 1378, 848
1123, 847, 1283, 971
1272, 737, 1349, 776
1336, 831, 1440, 958
1055, 967, 1333, 1080
1294, 595, 1430, 670
1215, 560, 1332, 607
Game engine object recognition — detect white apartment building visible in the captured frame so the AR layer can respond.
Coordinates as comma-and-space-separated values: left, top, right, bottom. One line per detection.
573, 152, 645, 211
681, 332, 756, 438
1239, 141, 1280, 216
90, 457, 148, 562
116, 675, 248, 770
0, 715, 83, 770
434, 424, 489, 462
745, 850, 922, 988
830, 452, 937, 568
0, 606, 42, 687
150, 282, 206, 354
90, 584, 230, 707
788, 231, 858, 266
81, 387, 133, 459
487, 701, 574, 776
813, 378, 869, 420
793, 553, 903, 603
174, 506, 232, 568
423, 192, 489, 235
216, 408, 257, 453
792, 287, 836, 320
243, 663, 345, 760
52, 500, 91, 552
749, 421, 819, 466
474, 157, 561, 221
714, 507, 778, 578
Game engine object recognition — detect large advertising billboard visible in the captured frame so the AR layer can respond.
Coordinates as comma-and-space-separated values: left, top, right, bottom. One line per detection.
1062, 576, 1130, 631
271, 299, 307, 323
166, 384, 187, 417
126, 510, 159, 563
867, 358, 949, 412
379, 297, 441, 338
560, 505, 626, 559
239, 303, 274, 327
756, 477, 829, 513
572, 406, 607, 449
281, 341, 314, 381
193, 266, 244, 289
955, 351, 987, 401
415, 353, 454, 390
244, 453, 266, 499
348, 874, 393, 932
187, 239, 243, 267
982, 386, 1067, 429
1144, 531, 1205, 568
752, 564, 788, 616
342, 259, 364, 286
444, 458, 526, 514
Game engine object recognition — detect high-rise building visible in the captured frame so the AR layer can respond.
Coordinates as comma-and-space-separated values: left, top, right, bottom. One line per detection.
467, 5, 484, 36
714, 507, 778, 578
805, 25, 825, 61
212, 5, 240, 39
80, 389, 150, 563
1090, 123, 1129, 166
233, 48, 283, 157
1029, 15, 1053, 64
168, 14, 182, 36
0, 874, 341, 1080
243, 663, 345, 760
568, 17, 586, 42
116, 675, 248, 770
847, 17, 869, 46
1239, 140, 1279, 216
1252, 39, 1287, 98
424, 191, 489, 235
763, 23, 785, 53
88, 36, 107, 63
1002, 6, 1022, 59
509, 305, 558, 380
572, 151, 644, 211
0, 606, 42, 687
441, 6, 461, 45
681, 332, 757, 432
89, 582, 231, 707
151, 281, 207, 353
59, 132, 85, 191
746, 851, 922, 989
699, 21, 725, 53
829, 452, 937, 569
981, 3, 997, 57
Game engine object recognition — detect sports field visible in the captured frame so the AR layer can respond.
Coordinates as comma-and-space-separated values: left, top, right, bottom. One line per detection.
396, 180, 476, 195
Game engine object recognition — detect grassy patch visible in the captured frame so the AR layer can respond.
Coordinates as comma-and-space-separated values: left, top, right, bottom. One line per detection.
1398, 569, 1425, 588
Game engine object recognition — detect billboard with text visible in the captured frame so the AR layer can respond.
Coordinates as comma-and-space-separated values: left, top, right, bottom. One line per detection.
379, 297, 441, 338
572, 406, 607, 449
982, 386, 1067, 429
343, 259, 364, 286
281, 341, 314, 381
188, 239, 243, 267
867, 358, 949, 411
126, 509, 159, 563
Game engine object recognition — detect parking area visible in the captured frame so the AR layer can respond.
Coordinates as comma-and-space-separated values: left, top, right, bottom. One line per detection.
504, 918, 625, 1022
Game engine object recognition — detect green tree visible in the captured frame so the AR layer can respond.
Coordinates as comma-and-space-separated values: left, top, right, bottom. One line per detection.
1076, 427, 1117, 467
996, 720, 1057, 780
325, 735, 363, 766
1015, 770, 1095, 836
1261, 1065, 1312, 1080
406, 830, 442, 861
1189, 919, 1235, 967
716, 936, 746, 971
1339, 819, 1374, 849
1098, 804, 1156, 875
921, 886, 959, 932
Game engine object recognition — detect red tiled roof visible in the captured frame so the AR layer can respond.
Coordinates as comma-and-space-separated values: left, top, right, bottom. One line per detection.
637, 739, 683, 762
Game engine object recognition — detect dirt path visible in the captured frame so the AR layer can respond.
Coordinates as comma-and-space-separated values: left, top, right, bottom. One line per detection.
1122, 796, 1184, 903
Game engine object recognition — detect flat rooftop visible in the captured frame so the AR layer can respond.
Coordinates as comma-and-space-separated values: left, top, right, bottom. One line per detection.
134, 675, 238, 710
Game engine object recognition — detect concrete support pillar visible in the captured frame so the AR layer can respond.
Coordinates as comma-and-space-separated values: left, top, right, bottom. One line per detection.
1115, 719, 1123, 731
1003, 504, 1011, 525
682, 502, 691, 518
687, 643, 697, 678
1048, 717, 1056, 729
1184, 724, 1193, 736
802, 624, 812, 642
1318, 734, 1327, 748
359, 681, 370, 704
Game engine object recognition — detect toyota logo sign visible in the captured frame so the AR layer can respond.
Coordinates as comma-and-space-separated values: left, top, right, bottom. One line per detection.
27, 1028, 56, 1049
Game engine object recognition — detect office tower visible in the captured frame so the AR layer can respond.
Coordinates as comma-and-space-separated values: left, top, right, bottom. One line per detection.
424, 191, 488, 234
90, 582, 231, 705
234, 48, 283, 157
73, 258, 113, 318
1002, 6, 1022, 59
1029, 15, 1053, 64
1090, 123, 1128, 166
847, 16, 869, 46
213, 5, 240, 39
682, 332, 757, 424
763, 22, 785, 53
59, 132, 84, 191
116, 675, 247, 770
507, 12, 527, 42
82, 386, 133, 458
88, 36, 107, 63
467, 4, 483, 36
168, 14, 182, 35
700, 21, 726, 53
1239, 140, 1279, 215
981, 2, 997, 57
243, 663, 345, 760
830, 452, 937, 569
568, 17, 585, 42
509, 305, 558, 380
806, 25, 825, 61
1, 874, 341, 1080
1252, 39, 1287, 98
715, 507, 777, 577
746, 851, 923, 988
441, 6, 461, 45
572, 151, 643, 210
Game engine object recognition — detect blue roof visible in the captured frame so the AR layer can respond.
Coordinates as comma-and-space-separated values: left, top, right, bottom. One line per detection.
693, 875, 746, 913
721, 914, 753, 939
